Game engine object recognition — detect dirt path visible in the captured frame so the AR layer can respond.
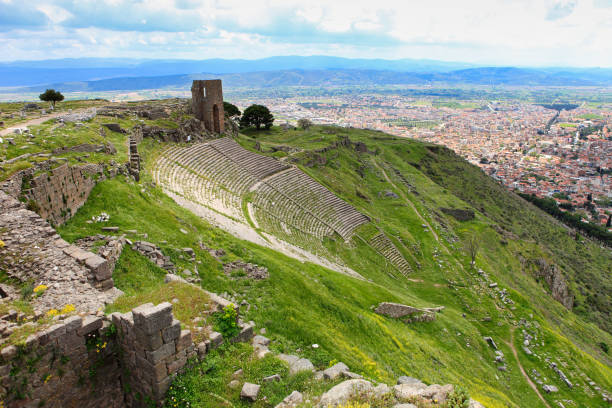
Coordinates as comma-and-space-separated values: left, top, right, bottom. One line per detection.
506, 328, 552, 408
373, 160, 443, 244
0, 109, 86, 136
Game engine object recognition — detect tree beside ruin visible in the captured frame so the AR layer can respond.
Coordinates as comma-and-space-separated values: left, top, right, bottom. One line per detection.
240, 104, 274, 130
224, 102, 240, 117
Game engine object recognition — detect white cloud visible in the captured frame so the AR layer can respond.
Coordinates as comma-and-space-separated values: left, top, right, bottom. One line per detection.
0, 0, 610, 66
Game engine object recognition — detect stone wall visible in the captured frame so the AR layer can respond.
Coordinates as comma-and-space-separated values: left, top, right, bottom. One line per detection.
2, 163, 106, 226
0, 303, 197, 408
111, 302, 196, 406
0, 314, 123, 408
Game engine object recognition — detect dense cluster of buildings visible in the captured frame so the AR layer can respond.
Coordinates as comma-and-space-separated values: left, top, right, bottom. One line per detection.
234, 94, 611, 229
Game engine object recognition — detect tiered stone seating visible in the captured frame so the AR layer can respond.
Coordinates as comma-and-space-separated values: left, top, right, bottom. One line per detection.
208, 137, 289, 179
369, 233, 412, 276
153, 144, 257, 222
253, 168, 369, 240
154, 138, 369, 243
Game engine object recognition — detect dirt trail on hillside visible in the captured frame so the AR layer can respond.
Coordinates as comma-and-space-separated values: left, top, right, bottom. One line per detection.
506, 328, 552, 408
0, 109, 87, 136
373, 161, 443, 244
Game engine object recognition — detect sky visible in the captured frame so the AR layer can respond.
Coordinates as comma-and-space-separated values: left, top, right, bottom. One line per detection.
0, 0, 611, 67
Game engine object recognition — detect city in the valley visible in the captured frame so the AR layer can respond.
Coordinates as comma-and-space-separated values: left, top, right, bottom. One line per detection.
226, 87, 611, 229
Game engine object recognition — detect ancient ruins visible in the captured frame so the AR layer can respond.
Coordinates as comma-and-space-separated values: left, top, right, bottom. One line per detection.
191, 80, 225, 134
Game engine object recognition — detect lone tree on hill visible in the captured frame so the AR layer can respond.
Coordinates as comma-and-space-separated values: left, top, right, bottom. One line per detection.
223, 101, 240, 118
39, 89, 64, 108
240, 104, 274, 130
297, 118, 313, 130
464, 232, 480, 268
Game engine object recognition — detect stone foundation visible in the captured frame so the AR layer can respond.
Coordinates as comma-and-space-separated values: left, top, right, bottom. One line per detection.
0, 302, 198, 408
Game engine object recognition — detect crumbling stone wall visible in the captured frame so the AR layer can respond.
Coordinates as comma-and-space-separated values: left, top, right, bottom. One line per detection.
111, 302, 196, 406
0, 314, 124, 408
0, 191, 120, 316
0, 303, 197, 408
191, 80, 225, 134
2, 163, 106, 226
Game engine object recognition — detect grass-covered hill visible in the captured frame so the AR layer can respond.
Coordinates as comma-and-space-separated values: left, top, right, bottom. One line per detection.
1, 99, 610, 407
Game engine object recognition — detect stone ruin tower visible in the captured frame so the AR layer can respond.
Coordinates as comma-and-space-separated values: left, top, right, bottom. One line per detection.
191, 79, 225, 134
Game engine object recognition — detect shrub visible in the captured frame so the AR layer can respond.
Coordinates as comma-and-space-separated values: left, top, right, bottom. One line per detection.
445, 386, 470, 408
213, 304, 239, 338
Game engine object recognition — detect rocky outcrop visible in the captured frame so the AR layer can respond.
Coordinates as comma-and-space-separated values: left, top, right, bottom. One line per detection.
531, 258, 573, 309
374, 302, 443, 323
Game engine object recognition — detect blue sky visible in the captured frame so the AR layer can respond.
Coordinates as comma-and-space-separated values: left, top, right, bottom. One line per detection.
1, 0, 611, 66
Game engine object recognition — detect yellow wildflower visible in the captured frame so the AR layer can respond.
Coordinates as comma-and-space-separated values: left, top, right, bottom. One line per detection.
33, 284, 48, 294
61, 304, 76, 314
0, 240, 5, 248
46, 309, 59, 316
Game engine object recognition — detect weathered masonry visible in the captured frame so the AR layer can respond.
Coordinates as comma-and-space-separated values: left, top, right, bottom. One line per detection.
191, 80, 224, 134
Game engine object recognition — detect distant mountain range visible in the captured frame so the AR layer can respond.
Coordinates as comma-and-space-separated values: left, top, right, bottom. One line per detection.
0, 56, 611, 92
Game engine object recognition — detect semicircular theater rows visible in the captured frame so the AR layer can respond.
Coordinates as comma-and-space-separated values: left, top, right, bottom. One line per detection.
153, 137, 370, 242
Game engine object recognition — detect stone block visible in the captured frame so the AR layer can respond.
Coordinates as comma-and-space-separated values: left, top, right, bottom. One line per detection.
240, 382, 261, 402
132, 302, 173, 335
252, 335, 270, 347
323, 362, 350, 380
209, 331, 223, 349
136, 355, 167, 383
162, 319, 181, 343
374, 302, 421, 318
167, 355, 187, 374
85, 255, 111, 280
63, 315, 83, 333
1, 345, 17, 361
78, 316, 103, 336
146, 341, 175, 365
46, 323, 67, 340
135, 327, 163, 351
176, 330, 192, 352
232, 322, 254, 343
197, 341, 209, 357
153, 375, 173, 400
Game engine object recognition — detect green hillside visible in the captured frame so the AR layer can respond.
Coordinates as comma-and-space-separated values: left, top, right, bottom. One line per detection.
2, 100, 609, 407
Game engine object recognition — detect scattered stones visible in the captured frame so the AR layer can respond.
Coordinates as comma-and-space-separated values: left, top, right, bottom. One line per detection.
223, 260, 269, 279
397, 376, 424, 386
240, 382, 261, 402
132, 241, 176, 273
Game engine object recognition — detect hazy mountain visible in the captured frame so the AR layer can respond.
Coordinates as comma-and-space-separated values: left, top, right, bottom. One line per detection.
0, 56, 477, 87
6, 66, 612, 93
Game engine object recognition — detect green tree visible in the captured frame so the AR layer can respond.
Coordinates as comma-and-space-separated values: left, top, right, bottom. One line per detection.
240, 104, 274, 130
39, 89, 64, 108
223, 101, 240, 118
297, 118, 313, 130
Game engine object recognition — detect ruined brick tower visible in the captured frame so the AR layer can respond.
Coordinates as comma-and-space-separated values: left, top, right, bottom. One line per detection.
191, 79, 225, 134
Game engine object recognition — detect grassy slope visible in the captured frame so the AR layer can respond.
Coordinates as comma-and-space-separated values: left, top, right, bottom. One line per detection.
52, 120, 611, 407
